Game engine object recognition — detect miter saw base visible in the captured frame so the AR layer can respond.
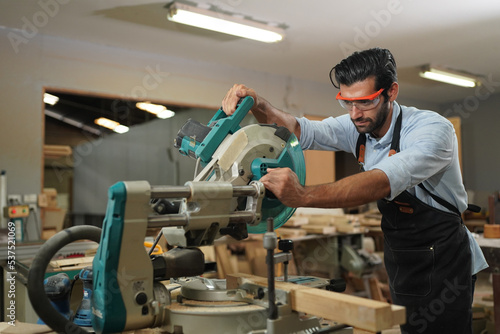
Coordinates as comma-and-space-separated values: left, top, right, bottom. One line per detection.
162, 277, 324, 334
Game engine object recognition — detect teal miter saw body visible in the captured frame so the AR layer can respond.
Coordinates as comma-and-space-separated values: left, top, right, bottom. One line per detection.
174, 96, 306, 233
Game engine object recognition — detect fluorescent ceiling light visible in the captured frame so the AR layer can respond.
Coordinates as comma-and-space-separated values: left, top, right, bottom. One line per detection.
167, 2, 285, 43
136, 102, 175, 119
419, 66, 478, 88
44, 93, 59, 105
94, 117, 129, 134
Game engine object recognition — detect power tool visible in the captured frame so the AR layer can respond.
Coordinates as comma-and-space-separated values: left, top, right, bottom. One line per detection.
37, 273, 72, 325
73, 266, 93, 327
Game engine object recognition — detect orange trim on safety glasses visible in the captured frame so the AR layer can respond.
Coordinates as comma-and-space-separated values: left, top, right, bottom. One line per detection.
336, 88, 384, 101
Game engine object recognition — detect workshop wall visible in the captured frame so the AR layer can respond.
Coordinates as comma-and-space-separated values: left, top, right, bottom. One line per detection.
439, 93, 500, 208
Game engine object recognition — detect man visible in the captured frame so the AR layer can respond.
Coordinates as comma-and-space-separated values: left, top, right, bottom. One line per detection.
221, 48, 488, 334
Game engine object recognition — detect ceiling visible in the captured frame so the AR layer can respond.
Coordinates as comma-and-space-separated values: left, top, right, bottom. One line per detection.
3, 0, 500, 136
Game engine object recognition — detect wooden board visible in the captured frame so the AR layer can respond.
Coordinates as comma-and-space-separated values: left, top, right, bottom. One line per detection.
276, 227, 307, 239
227, 273, 405, 333
301, 224, 337, 235
214, 245, 235, 278
49, 256, 93, 271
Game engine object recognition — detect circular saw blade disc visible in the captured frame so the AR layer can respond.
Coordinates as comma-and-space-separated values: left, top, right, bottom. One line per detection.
248, 133, 305, 233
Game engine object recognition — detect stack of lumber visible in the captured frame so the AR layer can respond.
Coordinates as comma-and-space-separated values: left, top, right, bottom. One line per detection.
279, 208, 369, 236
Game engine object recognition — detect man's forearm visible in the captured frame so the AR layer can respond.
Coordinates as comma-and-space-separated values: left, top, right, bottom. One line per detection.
301, 169, 391, 208
251, 97, 301, 139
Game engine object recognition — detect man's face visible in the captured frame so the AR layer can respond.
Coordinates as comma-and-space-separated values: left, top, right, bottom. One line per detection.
339, 77, 392, 138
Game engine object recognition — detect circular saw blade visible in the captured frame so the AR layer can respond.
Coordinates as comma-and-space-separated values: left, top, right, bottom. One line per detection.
248, 133, 305, 234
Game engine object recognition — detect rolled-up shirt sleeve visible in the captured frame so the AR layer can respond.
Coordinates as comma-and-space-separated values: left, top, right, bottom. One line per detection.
296, 115, 358, 153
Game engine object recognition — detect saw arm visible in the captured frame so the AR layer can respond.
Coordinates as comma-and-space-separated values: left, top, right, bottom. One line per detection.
175, 96, 306, 232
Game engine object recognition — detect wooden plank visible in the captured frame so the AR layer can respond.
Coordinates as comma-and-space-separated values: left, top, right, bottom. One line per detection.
284, 216, 309, 227
227, 273, 405, 333
276, 227, 307, 239
368, 277, 385, 302
301, 224, 337, 235
353, 329, 377, 334
49, 256, 93, 269
390, 305, 406, 328
215, 245, 235, 278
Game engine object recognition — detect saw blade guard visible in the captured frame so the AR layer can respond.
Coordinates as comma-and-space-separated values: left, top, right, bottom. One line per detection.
249, 132, 305, 233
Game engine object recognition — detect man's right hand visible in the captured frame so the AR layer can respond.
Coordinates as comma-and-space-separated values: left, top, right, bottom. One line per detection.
222, 84, 258, 116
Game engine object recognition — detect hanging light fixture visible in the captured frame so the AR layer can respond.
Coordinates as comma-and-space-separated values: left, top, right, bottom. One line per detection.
44, 93, 60, 105
94, 117, 129, 134
419, 66, 479, 88
136, 102, 175, 119
166, 1, 285, 43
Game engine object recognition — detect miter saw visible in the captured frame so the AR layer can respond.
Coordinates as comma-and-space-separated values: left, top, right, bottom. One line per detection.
89, 97, 317, 334
28, 97, 402, 334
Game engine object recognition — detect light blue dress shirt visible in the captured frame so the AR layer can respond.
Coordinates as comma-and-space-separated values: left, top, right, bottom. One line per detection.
296, 102, 488, 274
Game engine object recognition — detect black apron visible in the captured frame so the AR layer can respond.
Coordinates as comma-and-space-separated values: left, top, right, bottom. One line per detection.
356, 109, 472, 334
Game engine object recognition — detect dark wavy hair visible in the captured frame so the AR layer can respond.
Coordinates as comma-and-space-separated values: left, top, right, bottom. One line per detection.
329, 48, 397, 99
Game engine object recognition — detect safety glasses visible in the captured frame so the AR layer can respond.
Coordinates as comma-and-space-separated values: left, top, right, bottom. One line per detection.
336, 88, 384, 111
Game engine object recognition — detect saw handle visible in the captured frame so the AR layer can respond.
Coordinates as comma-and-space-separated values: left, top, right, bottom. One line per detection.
210, 96, 253, 126
194, 96, 255, 163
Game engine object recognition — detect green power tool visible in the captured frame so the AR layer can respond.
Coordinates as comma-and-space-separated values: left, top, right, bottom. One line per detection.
174, 96, 306, 233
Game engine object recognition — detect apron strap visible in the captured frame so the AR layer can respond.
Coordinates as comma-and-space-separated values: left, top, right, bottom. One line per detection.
355, 132, 366, 169
388, 108, 403, 156
418, 183, 462, 216
355, 105, 403, 165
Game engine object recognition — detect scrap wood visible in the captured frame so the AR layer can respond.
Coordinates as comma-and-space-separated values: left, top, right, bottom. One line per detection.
306, 215, 350, 226
49, 256, 93, 270
214, 244, 236, 278
277, 227, 307, 238
284, 216, 309, 227
360, 218, 382, 227
291, 213, 363, 234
